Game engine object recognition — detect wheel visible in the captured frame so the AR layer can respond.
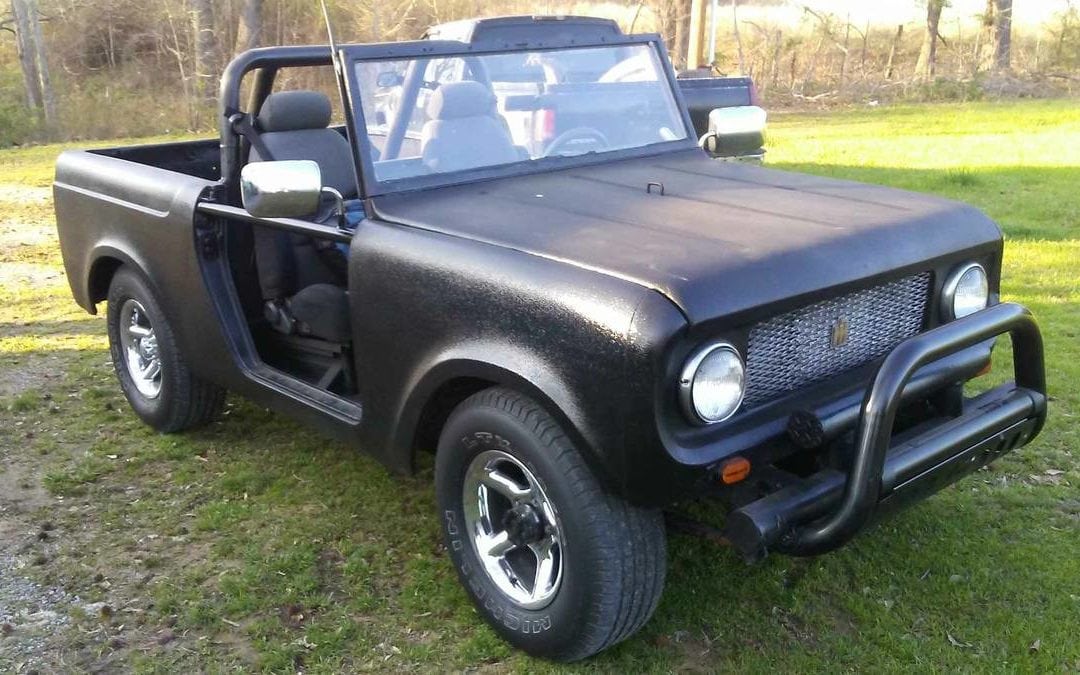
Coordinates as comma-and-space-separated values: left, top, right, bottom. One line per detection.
106, 267, 225, 432
435, 387, 666, 661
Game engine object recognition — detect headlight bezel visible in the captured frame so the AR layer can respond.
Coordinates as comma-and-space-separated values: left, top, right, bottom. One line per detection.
942, 262, 989, 321
678, 342, 746, 425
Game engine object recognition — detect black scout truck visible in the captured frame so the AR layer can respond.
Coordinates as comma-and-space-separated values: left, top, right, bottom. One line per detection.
54, 15, 1046, 662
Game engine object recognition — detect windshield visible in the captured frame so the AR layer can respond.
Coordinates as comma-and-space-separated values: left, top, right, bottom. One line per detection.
353, 43, 688, 185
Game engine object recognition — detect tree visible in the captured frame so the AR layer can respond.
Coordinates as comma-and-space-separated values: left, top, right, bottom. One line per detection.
648, 0, 680, 65
191, 0, 216, 100
979, 0, 1014, 72
672, 0, 692, 70
992, 0, 1013, 71
732, 0, 746, 73
916, 0, 947, 78
234, 0, 261, 54
884, 24, 904, 79
9, 0, 42, 112
10, 0, 54, 128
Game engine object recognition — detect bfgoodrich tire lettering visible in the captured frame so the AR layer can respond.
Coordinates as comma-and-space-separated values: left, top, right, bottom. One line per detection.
106, 267, 225, 433
435, 387, 666, 661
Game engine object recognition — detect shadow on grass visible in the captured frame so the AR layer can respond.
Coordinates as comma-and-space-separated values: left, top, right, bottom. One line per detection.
768, 163, 1078, 241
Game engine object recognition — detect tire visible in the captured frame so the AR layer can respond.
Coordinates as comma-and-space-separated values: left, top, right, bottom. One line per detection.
106, 267, 225, 433
435, 387, 666, 661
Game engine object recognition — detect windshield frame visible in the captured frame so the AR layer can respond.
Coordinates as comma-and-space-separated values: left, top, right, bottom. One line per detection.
341, 34, 697, 197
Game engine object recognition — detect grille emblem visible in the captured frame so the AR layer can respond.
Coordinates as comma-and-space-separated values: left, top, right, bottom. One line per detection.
830, 317, 850, 348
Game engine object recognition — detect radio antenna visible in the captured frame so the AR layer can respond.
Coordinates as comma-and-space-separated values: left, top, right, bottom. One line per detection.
320, 0, 341, 75
319, 0, 358, 212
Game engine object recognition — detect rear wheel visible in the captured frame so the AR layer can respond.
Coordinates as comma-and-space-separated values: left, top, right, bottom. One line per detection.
106, 267, 225, 432
435, 387, 666, 661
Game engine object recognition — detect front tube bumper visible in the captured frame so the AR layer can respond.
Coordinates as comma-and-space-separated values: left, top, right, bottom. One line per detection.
725, 302, 1047, 561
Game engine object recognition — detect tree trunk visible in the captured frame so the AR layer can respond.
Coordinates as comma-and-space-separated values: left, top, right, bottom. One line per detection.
884, 24, 904, 79
916, 0, 945, 78
860, 20, 869, 73
10, 0, 42, 113
23, 0, 54, 128
672, 0, 693, 70
767, 29, 782, 91
191, 0, 216, 101
993, 0, 1013, 72
976, 0, 995, 71
732, 0, 745, 73
234, 0, 262, 54
838, 15, 851, 88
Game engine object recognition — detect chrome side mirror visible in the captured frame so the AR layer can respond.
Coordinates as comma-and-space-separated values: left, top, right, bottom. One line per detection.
701, 105, 767, 160
240, 160, 323, 219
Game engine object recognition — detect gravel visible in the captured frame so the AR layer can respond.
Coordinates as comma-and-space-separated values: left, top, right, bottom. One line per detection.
0, 552, 76, 670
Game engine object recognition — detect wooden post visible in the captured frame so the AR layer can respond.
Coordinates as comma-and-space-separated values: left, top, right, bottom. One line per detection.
686, 0, 708, 70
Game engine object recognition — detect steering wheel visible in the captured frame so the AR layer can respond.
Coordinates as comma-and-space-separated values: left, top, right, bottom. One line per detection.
543, 127, 610, 157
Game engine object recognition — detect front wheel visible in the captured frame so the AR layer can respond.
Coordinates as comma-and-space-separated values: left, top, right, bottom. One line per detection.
106, 267, 225, 432
435, 387, 666, 661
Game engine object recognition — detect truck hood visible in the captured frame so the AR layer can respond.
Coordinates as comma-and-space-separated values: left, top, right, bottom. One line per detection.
373, 150, 1002, 323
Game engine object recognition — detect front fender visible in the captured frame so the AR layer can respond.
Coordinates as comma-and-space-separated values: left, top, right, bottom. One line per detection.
349, 220, 679, 497
394, 349, 602, 481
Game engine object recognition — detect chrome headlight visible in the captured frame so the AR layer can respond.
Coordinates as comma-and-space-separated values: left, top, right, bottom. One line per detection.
679, 343, 745, 424
943, 263, 989, 320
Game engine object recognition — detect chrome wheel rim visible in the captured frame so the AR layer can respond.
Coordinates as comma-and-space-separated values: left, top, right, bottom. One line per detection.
462, 449, 564, 610
118, 299, 162, 399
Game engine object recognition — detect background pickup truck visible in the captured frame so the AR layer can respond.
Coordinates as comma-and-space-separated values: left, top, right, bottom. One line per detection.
424, 16, 766, 161
52, 14, 1043, 662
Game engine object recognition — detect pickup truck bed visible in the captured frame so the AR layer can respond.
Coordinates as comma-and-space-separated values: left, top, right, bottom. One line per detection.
88, 138, 221, 182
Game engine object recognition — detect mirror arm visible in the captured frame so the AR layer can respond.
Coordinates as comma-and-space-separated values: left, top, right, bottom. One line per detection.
321, 186, 347, 231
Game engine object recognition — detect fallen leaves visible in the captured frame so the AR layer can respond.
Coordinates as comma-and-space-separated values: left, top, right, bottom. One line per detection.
946, 632, 973, 649
1027, 469, 1069, 486
374, 641, 401, 661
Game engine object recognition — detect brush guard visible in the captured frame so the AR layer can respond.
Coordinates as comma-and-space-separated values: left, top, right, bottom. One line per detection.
725, 302, 1047, 562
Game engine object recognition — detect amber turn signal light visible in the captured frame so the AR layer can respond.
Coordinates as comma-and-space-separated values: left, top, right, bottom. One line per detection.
719, 457, 751, 484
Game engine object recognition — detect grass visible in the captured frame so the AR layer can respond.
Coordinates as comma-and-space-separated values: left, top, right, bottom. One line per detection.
0, 99, 1077, 672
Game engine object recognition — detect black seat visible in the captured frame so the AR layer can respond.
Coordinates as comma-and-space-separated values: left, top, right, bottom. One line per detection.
247, 90, 355, 344
250, 90, 357, 196
420, 81, 521, 173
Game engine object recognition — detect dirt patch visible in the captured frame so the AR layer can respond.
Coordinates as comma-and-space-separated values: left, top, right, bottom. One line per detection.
0, 185, 50, 206
0, 185, 55, 255
0, 223, 54, 252
0, 353, 71, 398
0, 262, 65, 288
0, 465, 52, 515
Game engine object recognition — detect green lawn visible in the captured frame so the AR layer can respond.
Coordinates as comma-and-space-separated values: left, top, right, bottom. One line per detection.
0, 100, 1077, 672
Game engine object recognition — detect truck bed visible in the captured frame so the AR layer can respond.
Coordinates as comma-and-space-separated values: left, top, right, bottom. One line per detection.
89, 137, 221, 182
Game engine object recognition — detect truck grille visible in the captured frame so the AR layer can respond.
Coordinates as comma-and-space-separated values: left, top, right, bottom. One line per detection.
744, 273, 931, 407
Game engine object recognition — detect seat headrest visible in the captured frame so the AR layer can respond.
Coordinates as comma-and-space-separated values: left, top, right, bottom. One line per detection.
427, 81, 498, 121
257, 91, 333, 132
